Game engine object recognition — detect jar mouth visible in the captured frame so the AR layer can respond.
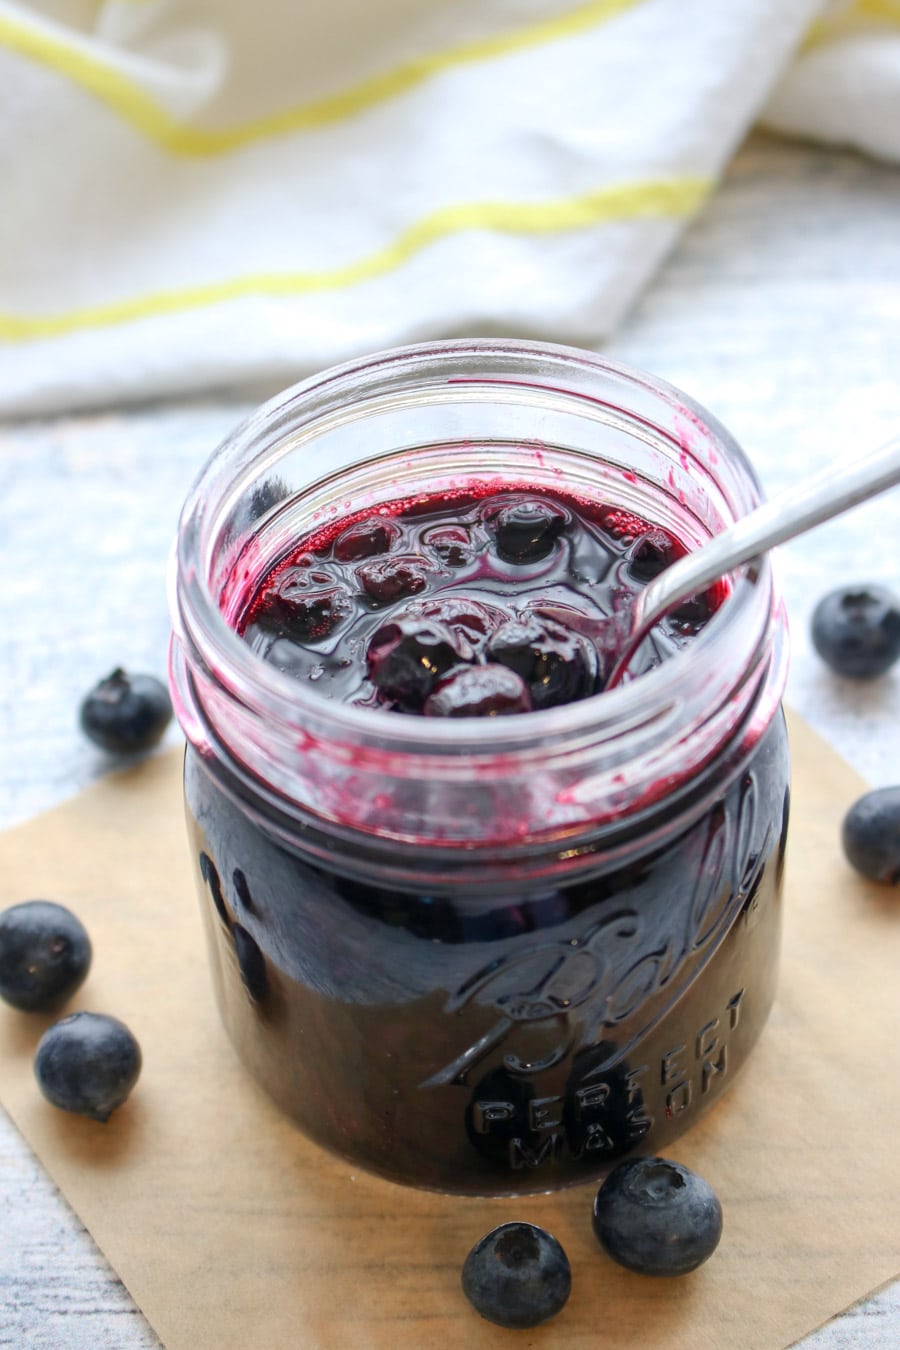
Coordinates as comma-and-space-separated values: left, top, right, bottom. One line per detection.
169, 339, 786, 843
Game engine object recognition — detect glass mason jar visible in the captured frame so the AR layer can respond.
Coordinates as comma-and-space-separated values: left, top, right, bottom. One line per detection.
168, 340, 790, 1196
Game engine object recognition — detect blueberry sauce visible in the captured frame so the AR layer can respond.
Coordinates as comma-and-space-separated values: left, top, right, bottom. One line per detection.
185, 718, 788, 1193
238, 485, 722, 713
178, 479, 788, 1194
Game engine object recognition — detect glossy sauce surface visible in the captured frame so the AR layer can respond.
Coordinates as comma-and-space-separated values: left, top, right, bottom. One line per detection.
240, 485, 720, 715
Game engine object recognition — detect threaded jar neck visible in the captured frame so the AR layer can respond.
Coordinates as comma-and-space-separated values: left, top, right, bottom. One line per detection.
169, 340, 787, 862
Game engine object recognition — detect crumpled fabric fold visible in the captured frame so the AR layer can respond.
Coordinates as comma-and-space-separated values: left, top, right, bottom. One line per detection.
0, 0, 896, 415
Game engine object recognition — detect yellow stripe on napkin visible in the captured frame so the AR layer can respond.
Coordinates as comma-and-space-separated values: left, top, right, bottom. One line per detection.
0, 0, 647, 157
0, 176, 711, 341
805, 0, 900, 48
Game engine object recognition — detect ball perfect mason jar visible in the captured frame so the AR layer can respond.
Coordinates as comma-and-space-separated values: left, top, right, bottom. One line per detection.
168, 340, 790, 1195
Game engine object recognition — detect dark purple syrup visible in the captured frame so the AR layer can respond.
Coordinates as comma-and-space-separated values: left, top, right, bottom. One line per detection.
185, 721, 788, 1193
239, 485, 722, 713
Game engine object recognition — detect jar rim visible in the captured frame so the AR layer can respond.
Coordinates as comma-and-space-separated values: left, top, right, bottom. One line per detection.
169, 339, 786, 844
173, 339, 774, 752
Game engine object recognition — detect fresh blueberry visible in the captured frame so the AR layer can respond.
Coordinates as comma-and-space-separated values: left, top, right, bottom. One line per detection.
333, 516, 401, 562
34, 1011, 142, 1122
424, 664, 532, 717
592, 1156, 723, 1276
366, 618, 462, 708
356, 554, 434, 605
841, 786, 900, 882
811, 585, 900, 678
461, 1222, 571, 1329
488, 614, 595, 709
255, 571, 353, 639
490, 497, 570, 564
79, 668, 172, 754
0, 900, 92, 1012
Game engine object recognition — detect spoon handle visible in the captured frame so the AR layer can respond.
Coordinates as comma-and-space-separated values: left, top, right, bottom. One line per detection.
636, 432, 900, 635
607, 432, 900, 689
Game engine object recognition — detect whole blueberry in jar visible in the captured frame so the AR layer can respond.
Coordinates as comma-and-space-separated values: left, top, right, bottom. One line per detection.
169, 341, 790, 1195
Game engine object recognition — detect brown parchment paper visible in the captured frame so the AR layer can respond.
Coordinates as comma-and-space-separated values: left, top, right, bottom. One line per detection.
1, 710, 898, 1350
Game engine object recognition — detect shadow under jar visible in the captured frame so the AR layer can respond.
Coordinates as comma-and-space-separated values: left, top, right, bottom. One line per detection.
168, 340, 790, 1196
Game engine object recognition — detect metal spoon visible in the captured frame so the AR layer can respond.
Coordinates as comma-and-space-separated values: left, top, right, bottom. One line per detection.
598, 432, 900, 689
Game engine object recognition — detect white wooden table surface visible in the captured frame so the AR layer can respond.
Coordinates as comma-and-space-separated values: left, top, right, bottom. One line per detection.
1, 132, 899, 1348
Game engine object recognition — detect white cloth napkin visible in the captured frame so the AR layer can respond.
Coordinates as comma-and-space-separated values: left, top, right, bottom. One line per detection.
0, 0, 897, 416
764, 0, 900, 161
